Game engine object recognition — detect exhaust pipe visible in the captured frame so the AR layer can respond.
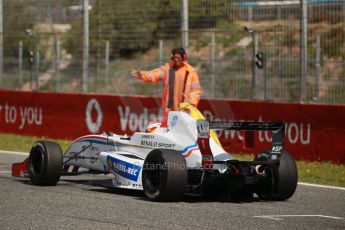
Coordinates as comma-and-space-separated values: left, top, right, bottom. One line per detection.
255, 165, 266, 175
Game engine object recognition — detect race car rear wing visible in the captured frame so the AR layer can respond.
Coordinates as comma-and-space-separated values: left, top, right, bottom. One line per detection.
197, 120, 285, 164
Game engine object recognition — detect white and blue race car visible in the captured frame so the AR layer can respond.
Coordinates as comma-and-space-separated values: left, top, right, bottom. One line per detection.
12, 107, 298, 201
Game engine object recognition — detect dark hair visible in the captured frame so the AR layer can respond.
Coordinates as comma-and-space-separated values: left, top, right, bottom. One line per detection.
171, 47, 187, 60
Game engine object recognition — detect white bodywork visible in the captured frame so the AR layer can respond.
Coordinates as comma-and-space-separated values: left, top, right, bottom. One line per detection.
63, 111, 234, 190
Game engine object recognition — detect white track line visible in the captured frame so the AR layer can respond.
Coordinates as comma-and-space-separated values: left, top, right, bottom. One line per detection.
298, 182, 345, 191
0, 150, 29, 156
254, 215, 344, 221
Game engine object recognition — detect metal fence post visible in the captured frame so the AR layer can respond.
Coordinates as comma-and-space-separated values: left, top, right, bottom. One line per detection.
19, 41, 23, 86
35, 51, 40, 91
248, 6, 253, 21
314, 35, 321, 102
210, 32, 216, 98
55, 40, 61, 92
105, 40, 109, 93
244, 26, 258, 100
181, 0, 189, 50
0, 0, 3, 88
253, 32, 258, 99
159, 40, 163, 66
277, 6, 281, 20
82, 0, 89, 93
300, 0, 308, 102
264, 51, 269, 100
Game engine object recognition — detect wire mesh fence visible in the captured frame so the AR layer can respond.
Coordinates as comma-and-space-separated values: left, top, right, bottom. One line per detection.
1, 0, 344, 104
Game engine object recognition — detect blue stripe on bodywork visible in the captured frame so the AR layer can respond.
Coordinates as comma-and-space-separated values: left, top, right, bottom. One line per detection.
78, 138, 198, 156
178, 141, 198, 154
77, 139, 115, 146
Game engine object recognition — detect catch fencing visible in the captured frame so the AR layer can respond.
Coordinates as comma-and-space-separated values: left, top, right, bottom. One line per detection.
0, 0, 344, 104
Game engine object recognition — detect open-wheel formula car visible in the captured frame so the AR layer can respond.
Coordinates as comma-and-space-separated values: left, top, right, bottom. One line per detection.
12, 106, 298, 202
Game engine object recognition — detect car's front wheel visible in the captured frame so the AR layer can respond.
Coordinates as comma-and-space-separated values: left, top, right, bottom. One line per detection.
28, 141, 63, 186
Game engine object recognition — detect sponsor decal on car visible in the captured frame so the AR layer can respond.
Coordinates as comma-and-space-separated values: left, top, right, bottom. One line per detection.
141, 134, 154, 139
140, 140, 175, 149
170, 115, 178, 127
106, 156, 141, 181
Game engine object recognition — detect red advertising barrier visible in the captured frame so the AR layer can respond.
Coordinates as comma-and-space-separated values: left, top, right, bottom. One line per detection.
0, 89, 344, 163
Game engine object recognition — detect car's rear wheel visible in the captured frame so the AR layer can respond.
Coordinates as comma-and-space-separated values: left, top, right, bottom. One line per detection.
142, 149, 187, 201
28, 141, 63, 186
255, 150, 298, 201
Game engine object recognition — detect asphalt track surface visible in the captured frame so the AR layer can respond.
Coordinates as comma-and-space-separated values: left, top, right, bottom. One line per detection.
1, 151, 344, 230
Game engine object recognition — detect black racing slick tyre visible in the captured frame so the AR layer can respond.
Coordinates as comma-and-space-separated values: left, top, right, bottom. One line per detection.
255, 150, 298, 201
28, 141, 63, 186
142, 149, 187, 201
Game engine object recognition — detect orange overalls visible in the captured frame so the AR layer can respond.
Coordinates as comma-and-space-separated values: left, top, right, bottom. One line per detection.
139, 62, 202, 111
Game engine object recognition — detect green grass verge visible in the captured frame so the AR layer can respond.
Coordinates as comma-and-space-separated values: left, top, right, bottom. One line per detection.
1, 133, 344, 188
0, 133, 71, 153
